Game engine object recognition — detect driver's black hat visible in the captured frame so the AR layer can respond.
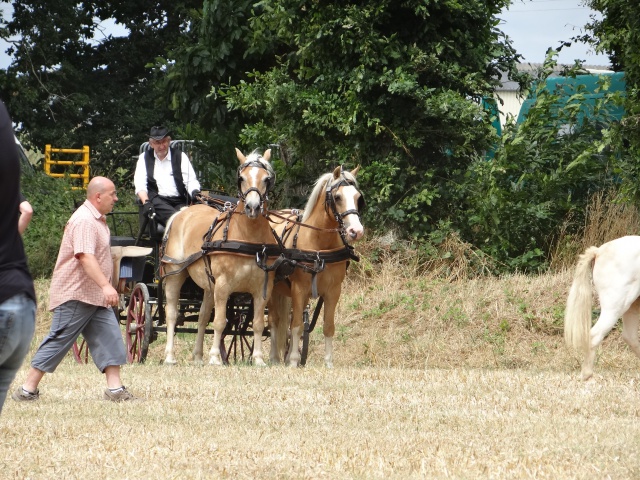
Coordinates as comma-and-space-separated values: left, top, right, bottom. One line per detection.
149, 126, 170, 140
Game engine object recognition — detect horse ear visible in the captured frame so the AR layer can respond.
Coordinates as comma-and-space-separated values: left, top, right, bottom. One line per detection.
332, 165, 342, 179
351, 165, 360, 177
263, 149, 271, 162
235, 147, 246, 164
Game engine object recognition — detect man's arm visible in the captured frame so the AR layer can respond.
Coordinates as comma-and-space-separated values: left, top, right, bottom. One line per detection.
181, 152, 201, 194
133, 154, 149, 204
18, 200, 33, 235
77, 252, 119, 307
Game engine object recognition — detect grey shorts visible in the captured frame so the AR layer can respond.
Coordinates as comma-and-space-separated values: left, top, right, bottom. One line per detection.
31, 300, 127, 373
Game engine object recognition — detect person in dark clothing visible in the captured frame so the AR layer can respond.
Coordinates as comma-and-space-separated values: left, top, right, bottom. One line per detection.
0, 100, 36, 414
133, 126, 201, 226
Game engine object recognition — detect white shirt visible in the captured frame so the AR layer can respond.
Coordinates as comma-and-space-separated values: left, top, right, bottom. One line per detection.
134, 148, 201, 198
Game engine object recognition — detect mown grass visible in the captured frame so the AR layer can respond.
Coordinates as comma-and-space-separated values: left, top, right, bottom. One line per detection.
3, 238, 640, 479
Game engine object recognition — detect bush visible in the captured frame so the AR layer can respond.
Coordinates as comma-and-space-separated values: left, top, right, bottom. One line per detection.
20, 173, 80, 277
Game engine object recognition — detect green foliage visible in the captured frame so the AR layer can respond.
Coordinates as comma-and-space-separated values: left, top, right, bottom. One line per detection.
214, 0, 523, 222
584, 1, 640, 203
20, 173, 80, 278
462, 54, 627, 271
0, 0, 200, 179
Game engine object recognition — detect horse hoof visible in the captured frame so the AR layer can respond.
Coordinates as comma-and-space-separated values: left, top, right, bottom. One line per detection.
163, 359, 177, 366
325, 362, 334, 369
254, 358, 267, 367
209, 357, 223, 366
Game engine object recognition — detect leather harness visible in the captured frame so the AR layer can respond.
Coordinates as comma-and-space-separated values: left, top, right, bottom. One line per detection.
160, 166, 364, 300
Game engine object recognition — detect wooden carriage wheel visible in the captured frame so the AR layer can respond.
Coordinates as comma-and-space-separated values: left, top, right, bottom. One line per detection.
72, 335, 90, 364
219, 313, 254, 364
125, 283, 152, 363
218, 294, 269, 364
72, 305, 126, 364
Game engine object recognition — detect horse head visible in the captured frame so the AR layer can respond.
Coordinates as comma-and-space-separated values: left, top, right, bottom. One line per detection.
235, 148, 275, 219
326, 165, 365, 242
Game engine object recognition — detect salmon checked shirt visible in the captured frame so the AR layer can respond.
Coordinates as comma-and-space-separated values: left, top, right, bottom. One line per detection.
48, 200, 112, 310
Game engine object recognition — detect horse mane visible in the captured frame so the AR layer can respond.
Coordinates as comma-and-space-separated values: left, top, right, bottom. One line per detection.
302, 169, 359, 222
245, 149, 276, 179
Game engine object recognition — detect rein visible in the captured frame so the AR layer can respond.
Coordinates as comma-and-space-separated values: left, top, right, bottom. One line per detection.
160, 166, 363, 300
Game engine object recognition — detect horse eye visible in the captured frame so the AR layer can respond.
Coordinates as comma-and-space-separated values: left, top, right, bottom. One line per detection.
334, 194, 342, 203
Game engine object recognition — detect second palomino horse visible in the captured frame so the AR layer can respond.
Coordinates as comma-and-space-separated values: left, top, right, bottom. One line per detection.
565, 235, 640, 379
268, 166, 364, 367
161, 148, 278, 366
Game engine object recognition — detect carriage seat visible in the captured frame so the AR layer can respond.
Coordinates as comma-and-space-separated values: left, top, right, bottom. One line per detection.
111, 245, 153, 291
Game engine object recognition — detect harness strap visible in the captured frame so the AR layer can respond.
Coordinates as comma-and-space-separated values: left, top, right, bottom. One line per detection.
160, 251, 204, 277
202, 240, 283, 258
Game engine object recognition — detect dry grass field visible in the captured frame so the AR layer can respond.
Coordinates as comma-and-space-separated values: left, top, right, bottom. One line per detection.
3, 241, 640, 479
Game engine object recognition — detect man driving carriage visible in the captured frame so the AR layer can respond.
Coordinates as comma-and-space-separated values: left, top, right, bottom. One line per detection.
133, 126, 201, 227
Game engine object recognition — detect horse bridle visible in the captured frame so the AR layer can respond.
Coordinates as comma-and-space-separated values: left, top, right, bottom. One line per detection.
325, 170, 365, 220
236, 158, 275, 210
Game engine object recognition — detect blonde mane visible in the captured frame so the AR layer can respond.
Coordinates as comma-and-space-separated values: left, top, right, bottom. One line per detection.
302, 169, 359, 222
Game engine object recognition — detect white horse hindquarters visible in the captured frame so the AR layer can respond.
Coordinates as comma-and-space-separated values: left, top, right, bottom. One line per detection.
592, 237, 640, 316
581, 236, 640, 379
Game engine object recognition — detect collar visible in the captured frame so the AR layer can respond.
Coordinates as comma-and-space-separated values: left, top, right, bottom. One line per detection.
83, 199, 106, 222
155, 149, 172, 162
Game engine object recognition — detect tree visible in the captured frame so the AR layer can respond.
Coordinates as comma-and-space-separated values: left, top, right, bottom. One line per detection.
463, 55, 627, 270
583, 1, 640, 202
0, 0, 201, 184
165, 0, 525, 226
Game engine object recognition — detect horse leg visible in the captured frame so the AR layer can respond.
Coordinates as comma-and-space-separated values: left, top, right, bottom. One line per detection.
163, 271, 187, 365
321, 294, 340, 369
208, 286, 230, 366
582, 308, 623, 380
621, 299, 640, 360
267, 296, 280, 364
268, 293, 290, 364
286, 292, 306, 367
251, 295, 268, 367
192, 289, 214, 364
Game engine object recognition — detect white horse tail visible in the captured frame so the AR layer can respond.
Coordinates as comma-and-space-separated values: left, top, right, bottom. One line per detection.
564, 246, 599, 353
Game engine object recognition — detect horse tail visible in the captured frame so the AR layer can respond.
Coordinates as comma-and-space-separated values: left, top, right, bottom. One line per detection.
564, 246, 599, 354
269, 292, 291, 363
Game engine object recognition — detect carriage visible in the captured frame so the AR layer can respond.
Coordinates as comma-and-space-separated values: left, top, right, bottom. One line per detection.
72, 145, 364, 367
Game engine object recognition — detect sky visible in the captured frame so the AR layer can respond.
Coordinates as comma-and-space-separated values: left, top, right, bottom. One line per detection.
499, 0, 610, 66
0, 1, 610, 69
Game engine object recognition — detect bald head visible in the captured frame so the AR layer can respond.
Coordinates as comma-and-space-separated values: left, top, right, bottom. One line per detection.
87, 176, 113, 198
87, 176, 118, 215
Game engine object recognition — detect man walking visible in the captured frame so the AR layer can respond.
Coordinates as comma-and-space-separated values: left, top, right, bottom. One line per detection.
13, 176, 138, 403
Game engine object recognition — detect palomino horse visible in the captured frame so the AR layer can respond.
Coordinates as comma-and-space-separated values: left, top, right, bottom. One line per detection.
268, 166, 364, 367
161, 148, 277, 366
565, 235, 640, 379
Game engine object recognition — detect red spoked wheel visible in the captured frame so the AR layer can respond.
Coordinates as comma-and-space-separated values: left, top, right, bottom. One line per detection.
72, 335, 90, 364
126, 283, 152, 363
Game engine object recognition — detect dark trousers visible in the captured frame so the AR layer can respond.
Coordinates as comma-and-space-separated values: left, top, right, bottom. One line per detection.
150, 195, 187, 226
